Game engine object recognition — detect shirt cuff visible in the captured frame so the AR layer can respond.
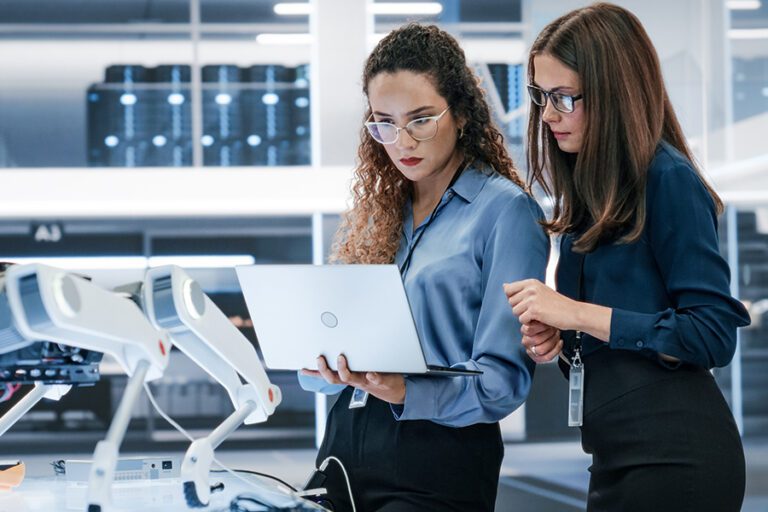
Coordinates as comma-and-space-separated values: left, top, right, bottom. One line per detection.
393, 376, 438, 421
609, 308, 658, 352
296, 373, 347, 395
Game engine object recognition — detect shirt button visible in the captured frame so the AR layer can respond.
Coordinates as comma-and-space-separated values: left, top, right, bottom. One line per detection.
636, 340, 644, 348
617, 339, 625, 346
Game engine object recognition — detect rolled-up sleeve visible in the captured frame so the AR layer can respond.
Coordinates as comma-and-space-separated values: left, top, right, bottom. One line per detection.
608, 164, 751, 368
396, 194, 548, 426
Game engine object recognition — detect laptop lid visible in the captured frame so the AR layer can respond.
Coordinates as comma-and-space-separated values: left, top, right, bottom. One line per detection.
236, 264, 432, 374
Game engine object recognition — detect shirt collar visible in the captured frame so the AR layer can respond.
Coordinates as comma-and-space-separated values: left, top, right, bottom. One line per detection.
449, 160, 492, 203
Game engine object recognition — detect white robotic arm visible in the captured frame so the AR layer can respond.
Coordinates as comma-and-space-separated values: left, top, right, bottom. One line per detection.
141, 265, 281, 507
0, 264, 172, 512
0, 263, 286, 510
5, 264, 170, 379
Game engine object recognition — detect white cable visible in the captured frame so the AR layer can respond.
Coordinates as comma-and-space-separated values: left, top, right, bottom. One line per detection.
143, 383, 298, 498
143, 383, 195, 442
318, 456, 356, 512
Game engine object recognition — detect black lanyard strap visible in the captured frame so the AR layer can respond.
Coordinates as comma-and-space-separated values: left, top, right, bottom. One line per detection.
398, 161, 468, 276
573, 252, 586, 352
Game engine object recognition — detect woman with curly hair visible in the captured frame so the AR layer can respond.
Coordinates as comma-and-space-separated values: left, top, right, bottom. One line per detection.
299, 23, 551, 511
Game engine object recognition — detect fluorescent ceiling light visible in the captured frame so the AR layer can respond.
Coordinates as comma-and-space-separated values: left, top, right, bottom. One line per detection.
274, 3, 311, 15
273, 2, 443, 16
729, 28, 768, 39
256, 33, 312, 45
0, 256, 148, 270
148, 255, 255, 268
727, 0, 761, 9
0, 255, 255, 270
372, 2, 443, 15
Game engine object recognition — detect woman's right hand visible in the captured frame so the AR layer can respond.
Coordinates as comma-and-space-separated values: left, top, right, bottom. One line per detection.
521, 320, 563, 364
302, 355, 406, 404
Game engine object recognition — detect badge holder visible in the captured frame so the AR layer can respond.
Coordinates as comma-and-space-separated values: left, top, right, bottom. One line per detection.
568, 255, 587, 428
568, 348, 584, 427
348, 388, 369, 409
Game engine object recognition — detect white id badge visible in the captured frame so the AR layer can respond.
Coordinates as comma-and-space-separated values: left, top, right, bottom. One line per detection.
568, 352, 584, 427
349, 388, 369, 409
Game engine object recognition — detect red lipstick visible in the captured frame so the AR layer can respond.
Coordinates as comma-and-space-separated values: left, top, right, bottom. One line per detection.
400, 157, 423, 166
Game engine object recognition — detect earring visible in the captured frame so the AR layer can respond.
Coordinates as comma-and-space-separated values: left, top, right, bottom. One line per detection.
459, 127, 464, 139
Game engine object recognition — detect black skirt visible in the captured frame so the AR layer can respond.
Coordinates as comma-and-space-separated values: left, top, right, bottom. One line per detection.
565, 348, 745, 512
316, 386, 503, 512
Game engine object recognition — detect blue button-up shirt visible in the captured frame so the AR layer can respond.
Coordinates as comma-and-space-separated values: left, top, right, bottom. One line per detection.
299, 162, 549, 427
556, 141, 751, 369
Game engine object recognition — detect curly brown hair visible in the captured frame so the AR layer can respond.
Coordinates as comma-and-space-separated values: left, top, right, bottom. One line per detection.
332, 23, 525, 264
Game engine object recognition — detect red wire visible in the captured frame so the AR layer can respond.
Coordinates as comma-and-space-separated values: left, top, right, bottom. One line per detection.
1, 383, 23, 402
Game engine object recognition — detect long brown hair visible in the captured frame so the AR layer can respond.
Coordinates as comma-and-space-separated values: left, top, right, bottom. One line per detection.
333, 23, 525, 264
527, 2, 723, 253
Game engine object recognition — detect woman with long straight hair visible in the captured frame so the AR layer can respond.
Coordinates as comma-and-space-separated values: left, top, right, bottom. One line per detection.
299, 23, 551, 511
505, 3, 751, 511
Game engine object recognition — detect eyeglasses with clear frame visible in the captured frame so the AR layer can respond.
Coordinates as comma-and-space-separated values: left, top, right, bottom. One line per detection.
527, 84, 583, 114
365, 107, 450, 144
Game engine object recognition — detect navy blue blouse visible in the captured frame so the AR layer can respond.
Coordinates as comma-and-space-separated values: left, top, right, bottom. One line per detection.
556, 141, 751, 369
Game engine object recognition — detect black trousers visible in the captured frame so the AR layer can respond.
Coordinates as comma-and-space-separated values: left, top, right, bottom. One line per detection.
316, 386, 503, 512
565, 349, 745, 512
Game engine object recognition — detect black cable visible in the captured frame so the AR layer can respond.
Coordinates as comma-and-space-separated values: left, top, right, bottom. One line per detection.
211, 468, 298, 493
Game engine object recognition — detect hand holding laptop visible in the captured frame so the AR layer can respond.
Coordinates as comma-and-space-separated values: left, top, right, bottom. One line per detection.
301, 354, 406, 405
235, 264, 482, 377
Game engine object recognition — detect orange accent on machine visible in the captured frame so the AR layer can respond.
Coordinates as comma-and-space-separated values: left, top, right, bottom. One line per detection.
0, 461, 25, 490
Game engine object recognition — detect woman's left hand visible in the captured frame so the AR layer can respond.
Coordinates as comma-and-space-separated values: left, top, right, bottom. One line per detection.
301, 355, 406, 405
521, 321, 563, 363
504, 279, 580, 331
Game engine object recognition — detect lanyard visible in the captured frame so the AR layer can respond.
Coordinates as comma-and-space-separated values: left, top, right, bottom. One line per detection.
572, 252, 587, 353
567, 249, 586, 427
398, 162, 467, 277
398, 204, 441, 276
349, 161, 467, 410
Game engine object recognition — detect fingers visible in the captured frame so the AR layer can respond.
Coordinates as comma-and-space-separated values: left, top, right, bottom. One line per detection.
314, 357, 396, 393
521, 326, 559, 348
528, 338, 564, 364
503, 279, 538, 298
336, 355, 367, 387
539, 338, 564, 362
512, 302, 527, 318
521, 320, 553, 337
316, 356, 343, 385
523, 328, 562, 364
362, 373, 406, 405
526, 339, 563, 364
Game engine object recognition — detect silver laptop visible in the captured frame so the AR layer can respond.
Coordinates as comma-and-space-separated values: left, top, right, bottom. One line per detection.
235, 264, 481, 377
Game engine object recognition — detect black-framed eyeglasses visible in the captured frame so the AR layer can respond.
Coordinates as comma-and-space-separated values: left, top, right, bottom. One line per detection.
365, 107, 450, 144
527, 84, 583, 114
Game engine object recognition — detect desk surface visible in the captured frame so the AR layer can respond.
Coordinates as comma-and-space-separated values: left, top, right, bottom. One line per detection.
1, 473, 326, 512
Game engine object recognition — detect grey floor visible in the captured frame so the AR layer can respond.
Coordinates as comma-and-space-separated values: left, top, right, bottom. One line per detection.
7, 439, 768, 511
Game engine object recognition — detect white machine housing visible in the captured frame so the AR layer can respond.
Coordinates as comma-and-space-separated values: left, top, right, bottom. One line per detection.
4, 264, 170, 380
142, 265, 281, 423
